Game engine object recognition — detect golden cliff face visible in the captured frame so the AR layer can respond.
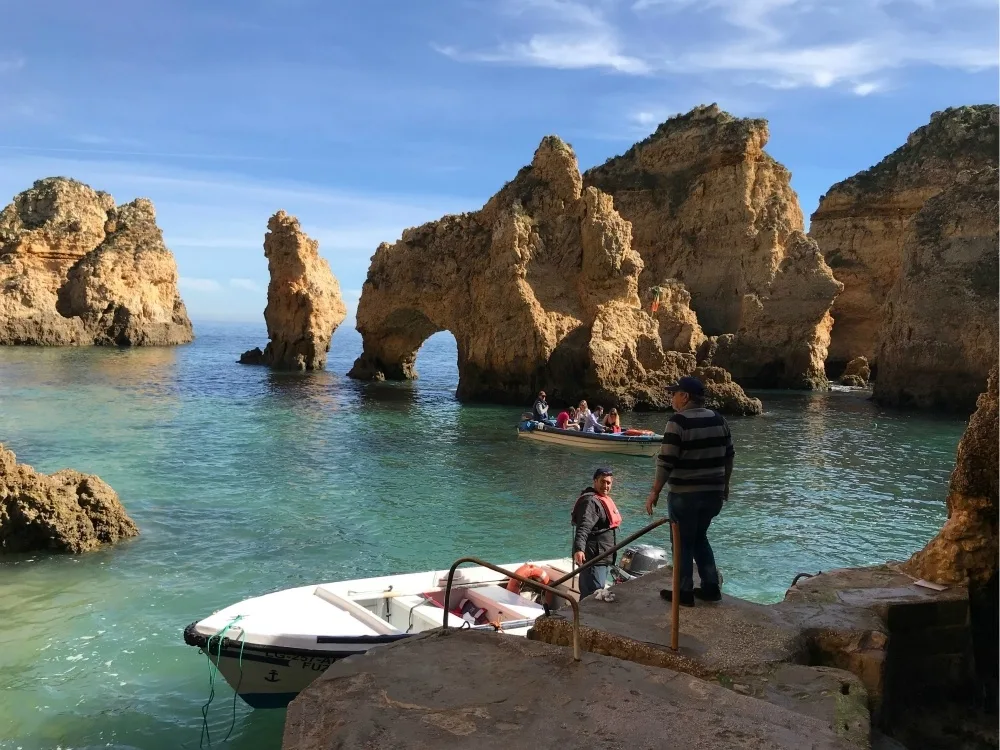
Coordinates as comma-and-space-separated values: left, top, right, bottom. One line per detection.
584, 104, 841, 389
0, 178, 193, 346
348, 135, 758, 413
240, 211, 347, 371
810, 105, 999, 372
873, 168, 999, 412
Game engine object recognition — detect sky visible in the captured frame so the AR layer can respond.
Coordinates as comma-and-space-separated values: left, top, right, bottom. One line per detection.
1, 0, 997, 322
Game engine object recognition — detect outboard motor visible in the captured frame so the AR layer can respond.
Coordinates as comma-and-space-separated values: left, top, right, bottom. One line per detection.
610, 543, 669, 584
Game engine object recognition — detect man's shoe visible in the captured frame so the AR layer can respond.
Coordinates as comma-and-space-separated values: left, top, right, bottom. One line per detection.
693, 585, 722, 602
659, 589, 695, 607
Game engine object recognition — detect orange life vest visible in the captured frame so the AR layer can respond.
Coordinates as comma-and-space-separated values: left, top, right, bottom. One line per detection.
593, 493, 622, 529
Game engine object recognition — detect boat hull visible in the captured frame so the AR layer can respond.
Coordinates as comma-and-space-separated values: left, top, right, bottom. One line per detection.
517, 426, 661, 456
187, 625, 410, 709
208, 645, 359, 709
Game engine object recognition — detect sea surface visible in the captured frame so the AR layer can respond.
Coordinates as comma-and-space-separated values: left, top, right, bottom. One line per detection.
0, 322, 968, 750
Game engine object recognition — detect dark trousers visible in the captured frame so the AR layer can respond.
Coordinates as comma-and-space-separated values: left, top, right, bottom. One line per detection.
667, 491, 723, 592
578, 563, 608, 598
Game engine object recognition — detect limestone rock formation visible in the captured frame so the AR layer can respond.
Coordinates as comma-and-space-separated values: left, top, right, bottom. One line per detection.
58, 199, 194, 345
810, 105, 999, 372
0, 178, 193, 346
839, 357, 871, 387
583, 105, 842, 389
239, 211, 347, 371
349, 136, 759, 413
872, 168, 999, 411
695, 366, 764, 416
0, 444, 139, 554
904, 365, 998, 585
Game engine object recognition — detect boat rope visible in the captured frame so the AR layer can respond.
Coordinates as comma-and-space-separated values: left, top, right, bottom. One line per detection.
199, 614, 246, 748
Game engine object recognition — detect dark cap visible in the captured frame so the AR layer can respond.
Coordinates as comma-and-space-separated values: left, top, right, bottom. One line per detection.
666, 375, 705, 398
593, 466, 614, 479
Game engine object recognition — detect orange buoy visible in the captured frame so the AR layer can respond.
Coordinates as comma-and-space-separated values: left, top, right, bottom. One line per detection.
506, 564, 550, 594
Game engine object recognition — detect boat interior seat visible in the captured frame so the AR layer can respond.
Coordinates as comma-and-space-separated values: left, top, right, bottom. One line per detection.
462, 585, 544, 623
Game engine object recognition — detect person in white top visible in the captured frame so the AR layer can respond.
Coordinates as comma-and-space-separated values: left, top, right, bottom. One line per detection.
582, 406, 606, 433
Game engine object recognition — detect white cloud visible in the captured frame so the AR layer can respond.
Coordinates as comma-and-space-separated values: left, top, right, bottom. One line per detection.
437, 35, 650, 74
434, 0, 651, 75
440, 0, 998, 93
643, 0, 998, 92
852, 81, 881, 96
179, 277, 222, 292
229, 278, 262, 292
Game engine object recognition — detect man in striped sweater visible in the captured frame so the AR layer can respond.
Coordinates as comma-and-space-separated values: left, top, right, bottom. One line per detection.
645, 376, 734, 607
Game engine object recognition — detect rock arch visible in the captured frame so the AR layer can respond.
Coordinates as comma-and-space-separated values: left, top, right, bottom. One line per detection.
349, 136, 761, 414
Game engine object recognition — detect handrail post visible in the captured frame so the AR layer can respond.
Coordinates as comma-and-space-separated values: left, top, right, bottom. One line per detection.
670, 520, 680, 651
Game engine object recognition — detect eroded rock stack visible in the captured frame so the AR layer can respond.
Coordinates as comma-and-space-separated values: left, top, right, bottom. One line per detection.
810, 105, 998, 383
584, 105, 842, 389
0, 444, 139, 554
348, 136, 759, 413
0, 178, 193, 346
239, 211, 347, 370
839, 357, 871, 387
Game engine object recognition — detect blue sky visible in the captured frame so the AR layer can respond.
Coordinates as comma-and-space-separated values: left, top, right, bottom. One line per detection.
1, 0, 997, 322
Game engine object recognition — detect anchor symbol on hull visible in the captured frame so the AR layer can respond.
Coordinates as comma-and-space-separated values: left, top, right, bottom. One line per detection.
264, 669, 280, 683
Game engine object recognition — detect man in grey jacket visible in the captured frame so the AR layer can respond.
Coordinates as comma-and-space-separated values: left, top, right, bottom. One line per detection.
572, 467, 623, 598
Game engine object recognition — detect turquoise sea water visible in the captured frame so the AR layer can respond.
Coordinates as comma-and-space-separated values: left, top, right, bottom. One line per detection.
0, 323, 967, 750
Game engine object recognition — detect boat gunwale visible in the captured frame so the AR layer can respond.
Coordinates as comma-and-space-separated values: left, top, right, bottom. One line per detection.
183, 621, 410, 656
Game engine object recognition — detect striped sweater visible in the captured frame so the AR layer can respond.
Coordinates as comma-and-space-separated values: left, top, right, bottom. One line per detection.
654, 407, 735, 494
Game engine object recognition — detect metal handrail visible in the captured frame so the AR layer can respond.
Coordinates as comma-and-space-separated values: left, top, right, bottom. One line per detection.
548, 517, 670, 589
549, 516, 681, 652
442, 557, 582, 660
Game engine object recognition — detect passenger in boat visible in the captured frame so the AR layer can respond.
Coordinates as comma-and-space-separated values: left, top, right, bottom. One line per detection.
582, 405, 606, 433
645, 376, 734, 608
576, 400, 591, 427
603, 408, 622, 434
532, 391, 550, 422
556, 406, 580, 430
572, 467, 623, 598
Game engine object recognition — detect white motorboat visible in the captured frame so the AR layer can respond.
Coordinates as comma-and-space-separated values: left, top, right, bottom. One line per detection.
517, 420, 663, 457
183, 558, 575, 709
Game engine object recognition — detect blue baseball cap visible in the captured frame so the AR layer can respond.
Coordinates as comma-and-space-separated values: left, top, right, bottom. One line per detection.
666, 375, 705, 398
593, 466, 614, 479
